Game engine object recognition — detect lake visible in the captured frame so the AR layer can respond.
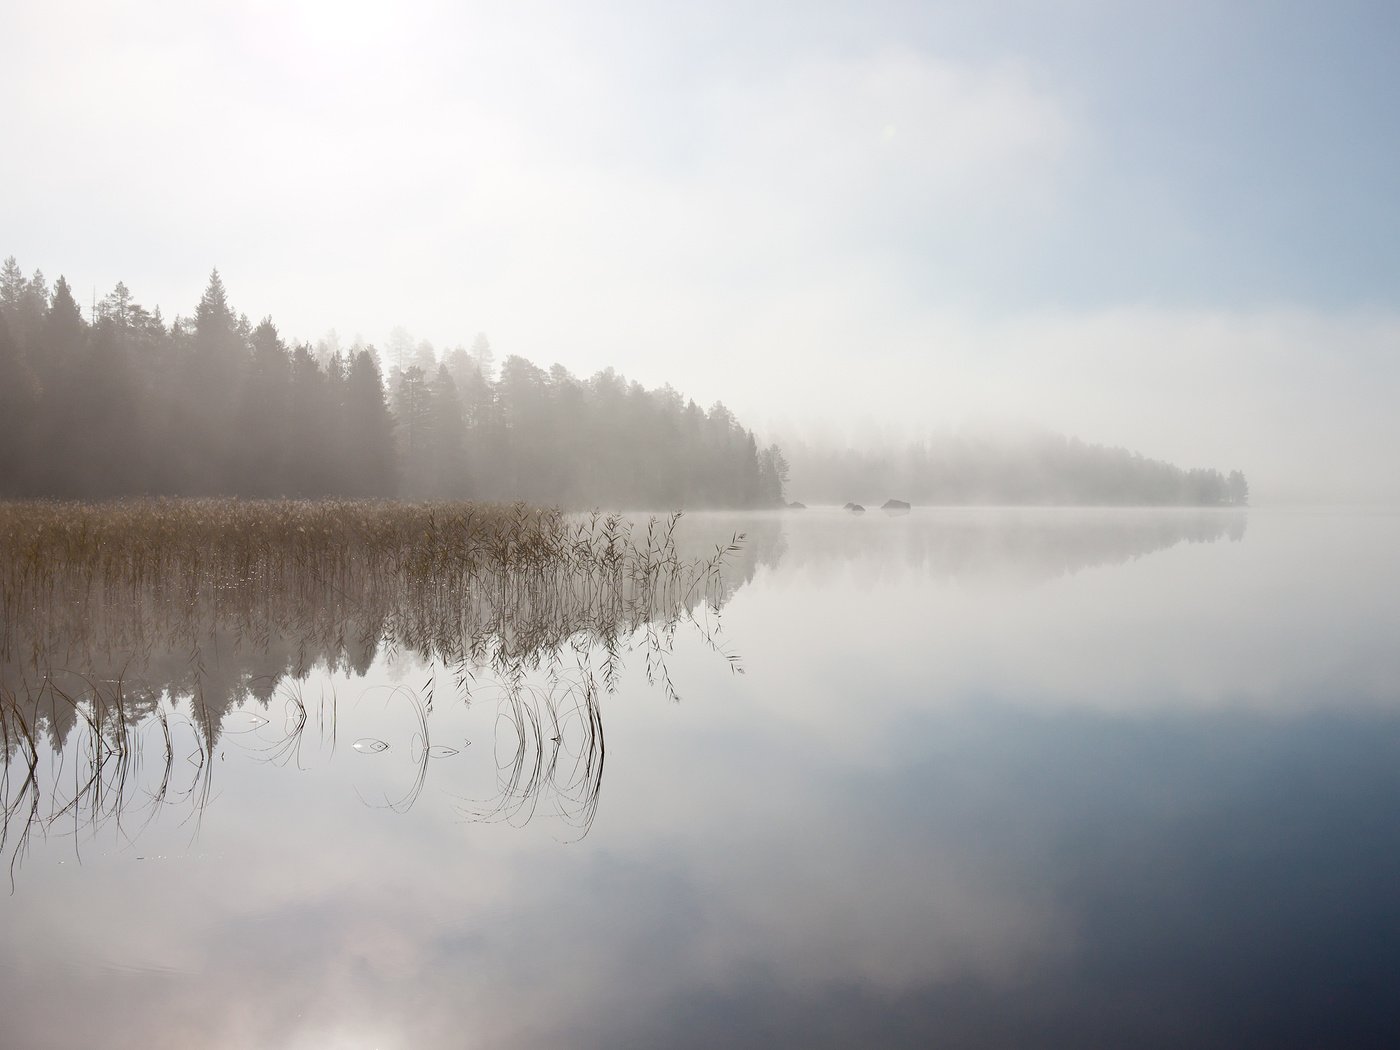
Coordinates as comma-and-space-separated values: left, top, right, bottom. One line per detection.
3, 506, 1399, 1049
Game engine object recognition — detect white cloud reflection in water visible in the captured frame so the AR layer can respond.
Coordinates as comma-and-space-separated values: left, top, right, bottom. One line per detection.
3, 508, 1400, 1048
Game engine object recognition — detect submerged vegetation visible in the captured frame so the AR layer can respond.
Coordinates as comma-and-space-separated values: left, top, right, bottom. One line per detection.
0, 498, 747, 878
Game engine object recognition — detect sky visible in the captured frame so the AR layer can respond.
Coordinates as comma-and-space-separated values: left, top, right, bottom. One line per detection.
3, 0, 1398, 502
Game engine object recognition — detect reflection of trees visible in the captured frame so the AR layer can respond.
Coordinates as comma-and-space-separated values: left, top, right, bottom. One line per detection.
737, 507, 1247, 584
0, 503, 743, 881
659, 507, 1244, 588
0, 503, 1243, 882
1, 506, 741, 737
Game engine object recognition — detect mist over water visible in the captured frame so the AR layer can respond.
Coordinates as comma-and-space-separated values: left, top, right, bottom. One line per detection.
8, 4, 1400, 504
4, 2, 1399, 1045
4, 507, 1397, 1049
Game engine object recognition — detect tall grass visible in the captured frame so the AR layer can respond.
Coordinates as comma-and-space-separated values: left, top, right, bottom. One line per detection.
0, 498, 735, 670
0, 498, 745, 879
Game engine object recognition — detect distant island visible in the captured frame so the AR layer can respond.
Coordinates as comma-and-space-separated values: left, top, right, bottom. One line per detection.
0, 257, 1245, 508
784, 431, 1249, 507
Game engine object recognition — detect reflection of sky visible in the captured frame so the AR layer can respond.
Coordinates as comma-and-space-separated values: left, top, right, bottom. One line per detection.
4, 509, 1400, 1048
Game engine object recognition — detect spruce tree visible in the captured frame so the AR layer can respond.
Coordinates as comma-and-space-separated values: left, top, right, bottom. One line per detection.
346, 349, 397, 496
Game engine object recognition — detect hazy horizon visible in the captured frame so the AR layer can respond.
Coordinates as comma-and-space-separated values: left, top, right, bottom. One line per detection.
4, 1, 1397, 504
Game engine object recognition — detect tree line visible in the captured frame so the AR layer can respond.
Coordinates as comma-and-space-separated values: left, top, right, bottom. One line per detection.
0, 259, 789, 507
783, 430, 1249, 506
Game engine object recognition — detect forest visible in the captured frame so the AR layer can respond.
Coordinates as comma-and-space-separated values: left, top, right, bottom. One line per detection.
785, 432, 1250, 507
0, 256, 1246, 508
0, 259, 788, 507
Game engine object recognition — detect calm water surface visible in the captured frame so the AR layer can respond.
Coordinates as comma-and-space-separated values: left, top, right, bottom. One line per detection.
4, 507, 1400, 1049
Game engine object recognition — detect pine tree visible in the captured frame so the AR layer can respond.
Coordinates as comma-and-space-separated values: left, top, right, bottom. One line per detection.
429, 364, 469, 497
186, 269, 248, 490
0, 314, 34, 492
345, 349, 397, 496
99, 281, 135, 328
235, 318, 293, 494
74, 312, 141, 495
0, 256, 25, 316
470, 332, 496, 382
288, 344, 332, 495
31, 277, 88, 494
758, 444, 790, 505
392, 364, 434, 496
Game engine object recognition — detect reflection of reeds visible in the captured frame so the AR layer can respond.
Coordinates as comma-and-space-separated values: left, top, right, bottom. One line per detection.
455, 649, 610, 837
0, 673, 214, 890
1, 500, 733, 683
0, 499, 742, 881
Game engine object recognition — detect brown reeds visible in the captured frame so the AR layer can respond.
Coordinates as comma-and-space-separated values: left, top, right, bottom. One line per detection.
0, 498, 744, 879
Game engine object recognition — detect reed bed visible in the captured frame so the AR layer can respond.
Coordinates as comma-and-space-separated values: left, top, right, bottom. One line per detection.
0, 498, 735, 672
3, 498, 663, 593
0, 499, 744, 877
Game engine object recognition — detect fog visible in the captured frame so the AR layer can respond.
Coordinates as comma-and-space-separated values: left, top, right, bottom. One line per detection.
3, 1, 1397, 503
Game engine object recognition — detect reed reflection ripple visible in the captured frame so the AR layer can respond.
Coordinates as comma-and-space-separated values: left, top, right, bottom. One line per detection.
0, 499, 747, 881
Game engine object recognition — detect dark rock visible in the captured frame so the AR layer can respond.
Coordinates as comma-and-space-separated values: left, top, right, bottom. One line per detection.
787, 501, 806, 510
847, 503, 865, 513
881, 499, 911, 510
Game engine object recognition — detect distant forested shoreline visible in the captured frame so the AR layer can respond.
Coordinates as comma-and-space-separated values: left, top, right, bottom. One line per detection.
0, 257, 1246, 508
785, 432, 1250, 507
0, 260, 788, 506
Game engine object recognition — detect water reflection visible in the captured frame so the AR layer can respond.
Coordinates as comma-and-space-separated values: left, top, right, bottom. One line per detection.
0, 506, 746, 879
15, 504, 1375, 1050
736, 505, 1247, 582
0, 506, 1256, 885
